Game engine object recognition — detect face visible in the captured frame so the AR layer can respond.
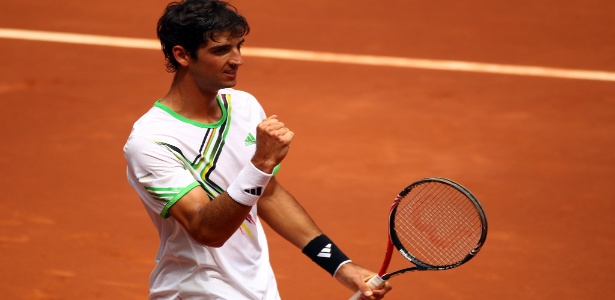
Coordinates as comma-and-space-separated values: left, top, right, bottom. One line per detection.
186, 31, 245, 95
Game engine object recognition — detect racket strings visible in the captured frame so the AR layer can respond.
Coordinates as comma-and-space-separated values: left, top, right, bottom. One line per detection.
394, 182, 483, 267
404, 194, 480, 264
409, 195, 480, 264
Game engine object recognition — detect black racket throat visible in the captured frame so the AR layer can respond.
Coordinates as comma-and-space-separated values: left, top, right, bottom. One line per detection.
381, 264, 424, 280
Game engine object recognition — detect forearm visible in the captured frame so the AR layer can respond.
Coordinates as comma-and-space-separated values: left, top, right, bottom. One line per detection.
257, 179, 392, 297
258, 178, 352, 277
257, 177, 322, 249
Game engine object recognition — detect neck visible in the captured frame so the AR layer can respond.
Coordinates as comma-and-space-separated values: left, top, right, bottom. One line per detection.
160, 72, 223, 124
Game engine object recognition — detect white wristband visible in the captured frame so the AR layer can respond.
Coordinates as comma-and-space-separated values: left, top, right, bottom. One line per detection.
227, 162, 273, 206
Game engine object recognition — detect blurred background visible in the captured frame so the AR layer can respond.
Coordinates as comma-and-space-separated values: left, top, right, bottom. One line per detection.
0, 0, 614, 299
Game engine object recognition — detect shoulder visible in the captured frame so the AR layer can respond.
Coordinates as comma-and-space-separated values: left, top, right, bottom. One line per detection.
123, 134, 165, 158
219, 88, 256, 100
130, 104, 167, 129
219, 88, 263, 109
128, 104, 184, 137
124, 105, 182, 154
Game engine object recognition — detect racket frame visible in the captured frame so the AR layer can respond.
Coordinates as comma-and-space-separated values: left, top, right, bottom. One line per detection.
382, 177, 488, 280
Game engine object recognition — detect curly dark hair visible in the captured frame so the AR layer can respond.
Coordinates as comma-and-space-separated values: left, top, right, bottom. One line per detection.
156, 0, 250, 72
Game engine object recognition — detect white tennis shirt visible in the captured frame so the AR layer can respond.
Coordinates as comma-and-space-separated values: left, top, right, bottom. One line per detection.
124, 88, 280, 300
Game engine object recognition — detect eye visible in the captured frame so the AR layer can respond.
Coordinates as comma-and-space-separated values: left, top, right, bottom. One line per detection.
210, 46, 230, 55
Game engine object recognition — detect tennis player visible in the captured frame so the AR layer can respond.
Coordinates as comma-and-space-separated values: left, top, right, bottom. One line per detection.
123, 0, 392, 299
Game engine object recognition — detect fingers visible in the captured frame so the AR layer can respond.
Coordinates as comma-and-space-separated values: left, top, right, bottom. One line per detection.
251, 115, 294, 172
334, 263, 393, 300
259, 115, 294, 140
358, 287, 374, 299
358, 280, 391, 300
367, 281, 392, 300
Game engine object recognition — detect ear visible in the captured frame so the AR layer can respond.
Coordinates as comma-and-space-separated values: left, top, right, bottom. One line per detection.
172, 45, 191, 68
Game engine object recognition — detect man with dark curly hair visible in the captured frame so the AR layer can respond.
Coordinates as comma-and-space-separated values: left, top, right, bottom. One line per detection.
124, 0, 392, 299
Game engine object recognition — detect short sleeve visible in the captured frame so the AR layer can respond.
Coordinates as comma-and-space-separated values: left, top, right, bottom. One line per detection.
124, 135, 200, 218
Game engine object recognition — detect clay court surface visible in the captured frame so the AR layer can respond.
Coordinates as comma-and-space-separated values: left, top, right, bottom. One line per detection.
1, 0, 614, 299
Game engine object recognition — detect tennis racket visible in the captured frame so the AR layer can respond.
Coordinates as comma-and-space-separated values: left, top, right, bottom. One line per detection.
349, 177, 488, 299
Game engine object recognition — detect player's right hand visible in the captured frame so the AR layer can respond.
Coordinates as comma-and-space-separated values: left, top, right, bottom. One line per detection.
251, 115, 294, 173
335, 263, 392, 300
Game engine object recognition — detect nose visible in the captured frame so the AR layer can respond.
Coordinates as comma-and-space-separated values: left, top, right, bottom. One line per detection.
229, 48, 243, 67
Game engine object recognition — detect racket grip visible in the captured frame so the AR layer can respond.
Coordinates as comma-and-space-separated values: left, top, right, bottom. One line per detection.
348, 275, 385, 300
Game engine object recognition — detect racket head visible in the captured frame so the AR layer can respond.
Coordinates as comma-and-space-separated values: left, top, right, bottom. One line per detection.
389, 177, 488, 271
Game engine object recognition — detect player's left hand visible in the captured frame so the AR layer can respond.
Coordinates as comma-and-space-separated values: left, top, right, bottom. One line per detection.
334, 263, 392, 299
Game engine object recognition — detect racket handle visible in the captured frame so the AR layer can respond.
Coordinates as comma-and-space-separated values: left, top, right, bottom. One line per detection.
348, 275, 385, 300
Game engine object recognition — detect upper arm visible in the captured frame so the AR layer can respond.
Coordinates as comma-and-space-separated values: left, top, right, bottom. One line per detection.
125, 135, 251, 247
168, 185, 253, 247
124, 135, 200, 218
167, 184, 209, 230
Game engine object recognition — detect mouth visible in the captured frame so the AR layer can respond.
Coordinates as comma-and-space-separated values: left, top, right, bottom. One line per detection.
223, 69, 238, 79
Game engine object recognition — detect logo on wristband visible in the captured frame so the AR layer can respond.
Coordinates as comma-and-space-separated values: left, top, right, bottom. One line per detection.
318, 243, 332, 258
243, 187, 263, 196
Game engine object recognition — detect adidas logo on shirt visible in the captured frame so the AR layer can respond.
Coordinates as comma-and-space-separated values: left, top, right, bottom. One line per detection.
244, 133, 256, 146
244, 187, 263, 196
317, 243, 332, 258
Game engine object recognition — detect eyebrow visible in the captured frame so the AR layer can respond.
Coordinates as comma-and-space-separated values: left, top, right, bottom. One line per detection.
211, 37, 245, 46
208, 38, 244, 50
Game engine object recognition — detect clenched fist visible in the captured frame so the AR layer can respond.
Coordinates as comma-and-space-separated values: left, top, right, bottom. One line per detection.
251, 115, 294, 174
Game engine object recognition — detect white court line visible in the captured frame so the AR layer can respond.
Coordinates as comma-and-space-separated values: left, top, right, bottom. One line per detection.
2, 28, 615, 82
